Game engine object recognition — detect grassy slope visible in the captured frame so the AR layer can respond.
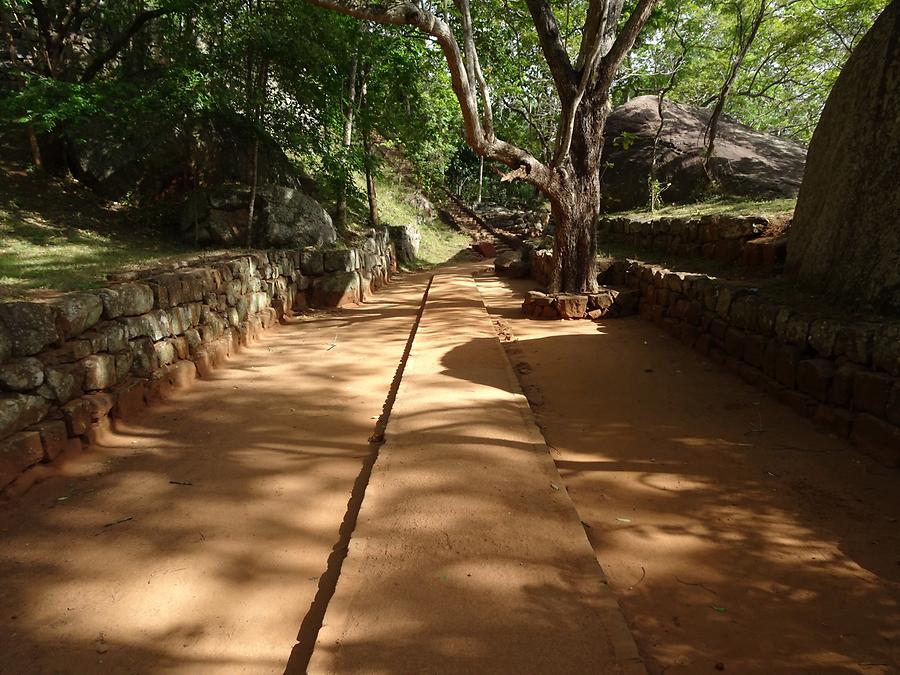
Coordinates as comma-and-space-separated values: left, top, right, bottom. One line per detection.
609, 197, 796, 221
0, 160, 193, 300
350, 173, 471, 269
1, 151, 470, 300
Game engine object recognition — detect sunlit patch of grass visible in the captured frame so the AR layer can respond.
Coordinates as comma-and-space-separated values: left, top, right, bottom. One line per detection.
610, 197, 796, 221
348, 172, 471, 270
0, 206, 191, 299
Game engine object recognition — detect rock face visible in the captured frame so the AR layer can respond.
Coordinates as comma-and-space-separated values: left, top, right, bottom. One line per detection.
601, 96, 807, 210
494, 250, 530, 278
72, 117, 300, 201
180, 184, 336, 249
785, 3, 900, 313
388, 225, 421, 265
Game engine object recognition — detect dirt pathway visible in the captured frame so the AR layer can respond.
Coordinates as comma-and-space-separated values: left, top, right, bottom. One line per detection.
0, 270, 431, 674
309, 267, 642, 674
476, 272, 900, 674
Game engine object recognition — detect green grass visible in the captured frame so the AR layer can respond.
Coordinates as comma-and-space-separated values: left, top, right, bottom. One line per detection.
609, 197, 796, 221
0, 208, 194, 299
0, 160, 199, 300
350, 172, 471, 269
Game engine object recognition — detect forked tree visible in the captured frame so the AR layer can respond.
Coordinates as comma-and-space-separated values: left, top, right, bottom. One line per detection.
305, 0, 660, 294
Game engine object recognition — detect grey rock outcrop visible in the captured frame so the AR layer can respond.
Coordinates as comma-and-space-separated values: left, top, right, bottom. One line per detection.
785, 2, 900, 312
181, 184, 336, 249
601, 96, 807, 211
389, 225, 421, 265
0, 303, 60, 357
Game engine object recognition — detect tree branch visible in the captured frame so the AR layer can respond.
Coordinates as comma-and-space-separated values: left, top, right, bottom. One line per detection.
523, 0, 576, 100
596, 0, 661, 93
306, 0, 554, 190
80, 7, 173, 82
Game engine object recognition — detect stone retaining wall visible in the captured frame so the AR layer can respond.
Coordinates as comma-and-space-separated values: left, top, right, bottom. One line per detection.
598, 213, 789, 269
0, 228, 397, 491
526, 247, 900, 467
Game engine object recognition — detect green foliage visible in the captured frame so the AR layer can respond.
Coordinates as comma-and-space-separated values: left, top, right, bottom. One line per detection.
648, 176, 670, 212
619, 0, 884, 143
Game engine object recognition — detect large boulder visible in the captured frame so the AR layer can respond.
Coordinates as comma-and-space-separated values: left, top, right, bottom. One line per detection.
181, 184, 337, 249
785, 3, 900, 313
71, 115, 301, 202
601, 96, 807, 211
388, 224, 421, 265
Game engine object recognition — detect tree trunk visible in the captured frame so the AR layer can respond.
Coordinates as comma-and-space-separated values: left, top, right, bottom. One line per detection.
334, 54, 358, 231
2, 9, 43, 168
704, 0, 766, 181
547, 96, 607, 295
360, 79, 378, 226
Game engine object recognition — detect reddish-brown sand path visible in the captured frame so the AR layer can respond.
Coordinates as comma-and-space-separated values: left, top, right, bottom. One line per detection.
0, 269, 433, 674
308, 268, 642, 674
476, 271, 900, 674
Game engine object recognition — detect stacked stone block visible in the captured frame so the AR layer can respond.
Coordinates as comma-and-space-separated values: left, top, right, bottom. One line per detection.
0, 228, 396, 490
598, 214, 788, 269
621, 261, 900, 466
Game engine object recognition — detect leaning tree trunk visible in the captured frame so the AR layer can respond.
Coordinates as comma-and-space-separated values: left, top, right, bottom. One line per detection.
547, 95, 607, 295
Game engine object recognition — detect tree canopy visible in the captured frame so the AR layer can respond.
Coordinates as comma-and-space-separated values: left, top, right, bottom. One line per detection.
0, 0, 884, 206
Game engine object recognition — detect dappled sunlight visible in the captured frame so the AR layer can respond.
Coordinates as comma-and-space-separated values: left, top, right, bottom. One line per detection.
0, 270, 433, 673
476, 271, 900, 673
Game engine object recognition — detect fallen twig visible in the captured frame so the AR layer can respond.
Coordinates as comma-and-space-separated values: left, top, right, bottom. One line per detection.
628, 566, 646, 589
95, 516, 134, 535
675, 575, 718, 596
169, 480, 193, 486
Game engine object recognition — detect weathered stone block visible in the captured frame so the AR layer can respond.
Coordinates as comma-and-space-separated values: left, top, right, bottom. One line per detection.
310, 271, 361, 308
0, 431, 44, 486
0, 321, 11, 365
785, 315, 810, 347
129, 338, 158, 377
113, 379, 146, 421
0, 357, 44, 392
808, 319, 839, 358
743, 334, 767, 369
715, 287, 736, 318
554, 294, 588, 320
756, 303, 780, 337
300, 249, 325, 276
29, 419, 69, 461
0, 302, 60, 356
97, 322, 128, 353
729, 295, 760, 331
48, 293, 103, 339
169, 361, 197, 389
38, 363, 85, 403
796, 359, 835, 402
774, 343, 801, 388
834, 324, 874, 365
81, 353, 117, 391
853, 370, 894, 416
724, 327, 746, 357
0, 393, 50, 439
830, 363, 862, 407
37, 340, 92, 366
61, 397, 92, 436
154, 340, 177, 367
167, 306, 192, 336
872, 326, 900, 376
114, 350, 134, 381
773, 307, 794, 341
